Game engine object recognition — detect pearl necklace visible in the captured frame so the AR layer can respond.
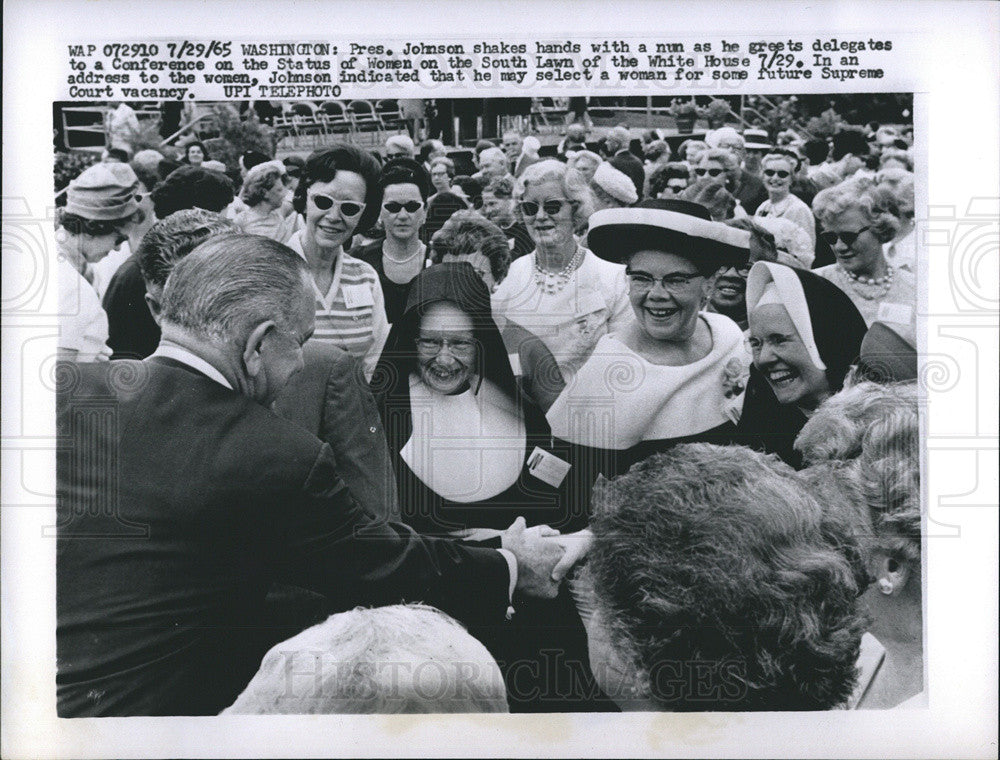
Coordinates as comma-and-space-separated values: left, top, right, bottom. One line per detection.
839, 263, 894, 300
383, 242, 425, 266
533, 247, 584, 295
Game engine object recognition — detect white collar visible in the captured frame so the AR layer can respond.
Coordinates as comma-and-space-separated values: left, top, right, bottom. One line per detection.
151, 344, 233, 389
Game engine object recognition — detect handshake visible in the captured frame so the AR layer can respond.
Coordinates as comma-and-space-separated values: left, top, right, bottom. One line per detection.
500, 517, 593, 599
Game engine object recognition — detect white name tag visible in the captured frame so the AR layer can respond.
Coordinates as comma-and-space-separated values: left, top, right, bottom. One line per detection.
876, 302, 913, 326
508, 353, 523, 377
342, 284, 375, 309
526, 446, 571, 488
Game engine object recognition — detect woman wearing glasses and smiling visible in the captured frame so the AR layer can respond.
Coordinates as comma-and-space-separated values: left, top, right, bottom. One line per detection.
545, 200, 752, 478
352, 158, 433, 325
811, 179, 917, 332
491, 160, 632, 382
288, 145, 389, 378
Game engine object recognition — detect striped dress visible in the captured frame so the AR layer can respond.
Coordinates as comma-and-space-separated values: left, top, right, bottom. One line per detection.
286, 231, 389, 378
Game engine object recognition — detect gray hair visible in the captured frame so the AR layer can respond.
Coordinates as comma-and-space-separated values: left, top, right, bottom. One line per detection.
240, 161, 286, 206
699, 148, 739, 172
516, 159, 594, 230
222, 604, 509, 714
385, 134, 415, 156
136, 209, 237, 288
160, 233, 309, 345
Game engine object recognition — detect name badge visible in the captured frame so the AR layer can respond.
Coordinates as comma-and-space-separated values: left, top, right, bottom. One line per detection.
342, 284, 375, 309
508, 353, 523, 377
526, 446, 571, 488
876, 302, 913, 326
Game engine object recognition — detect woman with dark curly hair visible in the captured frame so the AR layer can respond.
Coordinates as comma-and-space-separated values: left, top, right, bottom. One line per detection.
647, 162, 690, 200
796, 381, 923, 708
287, 143, 388, 377
583, 442, 869, 710
182, 140, 209, 167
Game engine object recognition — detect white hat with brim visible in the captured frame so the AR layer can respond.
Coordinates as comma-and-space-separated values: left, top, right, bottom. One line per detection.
586, 200, 750, 271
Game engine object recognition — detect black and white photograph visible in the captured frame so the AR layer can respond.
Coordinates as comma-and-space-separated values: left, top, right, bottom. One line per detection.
3, 1, 998, 758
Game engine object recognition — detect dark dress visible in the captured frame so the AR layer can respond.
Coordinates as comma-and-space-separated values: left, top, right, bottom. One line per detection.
373, 262, 615, 712
736, 266, 868, 468
351, 240, 429, 326
502, 220, 536, 260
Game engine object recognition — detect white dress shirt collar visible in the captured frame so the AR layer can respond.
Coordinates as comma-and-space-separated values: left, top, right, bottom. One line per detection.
150, 344, 233, 389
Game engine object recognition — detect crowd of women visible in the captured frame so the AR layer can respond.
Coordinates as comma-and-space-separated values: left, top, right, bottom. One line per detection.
56, 117, 922, 712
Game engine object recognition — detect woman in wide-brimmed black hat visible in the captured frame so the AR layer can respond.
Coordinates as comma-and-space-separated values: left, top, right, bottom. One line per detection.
546, 199, 753, 478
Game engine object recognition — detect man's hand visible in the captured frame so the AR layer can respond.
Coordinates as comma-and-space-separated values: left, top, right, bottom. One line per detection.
546, 529, 594, 582
501, 517, 565, 599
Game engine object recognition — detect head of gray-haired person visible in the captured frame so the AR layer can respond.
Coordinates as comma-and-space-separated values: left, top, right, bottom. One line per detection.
136, 209, 237, 324
157, 233, 315, 407
222, 604, 509, 714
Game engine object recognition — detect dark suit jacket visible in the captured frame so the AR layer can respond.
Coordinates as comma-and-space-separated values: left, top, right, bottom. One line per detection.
734, 169, 769, 215
273, 342, 399, 521
610, 149, 646, 201
56, 357, 510, 716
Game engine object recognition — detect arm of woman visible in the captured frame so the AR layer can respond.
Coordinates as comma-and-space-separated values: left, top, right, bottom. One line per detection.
362, 277, 390, 382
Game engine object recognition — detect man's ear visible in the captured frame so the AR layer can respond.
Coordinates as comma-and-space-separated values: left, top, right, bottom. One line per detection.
144, 291, 163, 325
876, 555, 911, 596
242, 320, 276, 377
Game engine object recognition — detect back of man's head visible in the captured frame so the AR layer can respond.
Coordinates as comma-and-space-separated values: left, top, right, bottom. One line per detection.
159, 233, 308, 346
222, 604, 509, 714
607, 126, 630, 152
137, 209, 237, 291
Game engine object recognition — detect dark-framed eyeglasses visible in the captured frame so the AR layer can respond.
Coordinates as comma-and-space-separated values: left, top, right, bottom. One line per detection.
762, 169, 791, 179
519, 198, 571, 217
383, 200, 424, 214
820, 226, 871, 248
694, 167, 725, 178
415, 335, 477, 355
310, 194, 366, 218
626, 270, 702, 293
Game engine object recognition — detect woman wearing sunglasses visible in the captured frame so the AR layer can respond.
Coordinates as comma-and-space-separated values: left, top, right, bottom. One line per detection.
288, 144, 388, 378
491, 160, 632, 381
546, 200, 752, 479
754, 152, 817, 251
352, 158, 432, 325
811, 179, 917, 331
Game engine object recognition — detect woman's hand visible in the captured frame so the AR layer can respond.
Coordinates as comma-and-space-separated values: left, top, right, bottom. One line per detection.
546, 529, 594, 582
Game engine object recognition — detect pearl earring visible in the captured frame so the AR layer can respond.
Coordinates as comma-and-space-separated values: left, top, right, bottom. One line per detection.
877, 577, 894, 595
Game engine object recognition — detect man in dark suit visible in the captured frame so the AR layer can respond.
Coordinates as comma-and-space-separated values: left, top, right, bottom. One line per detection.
57, 234, 563, 716
605, 126, 645, 201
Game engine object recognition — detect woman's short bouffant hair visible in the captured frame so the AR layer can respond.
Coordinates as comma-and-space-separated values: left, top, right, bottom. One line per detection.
795, 381, 921, 568
587, 443, 867, 710
516, 159, 594, 230
429, 210, 512, 283
240, 162, 287, 207
379, 157, 432, 201
698, 148, 739, 172
648, 162, 690, 197
813, 178, 901, 244
292, 143, 383, 232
